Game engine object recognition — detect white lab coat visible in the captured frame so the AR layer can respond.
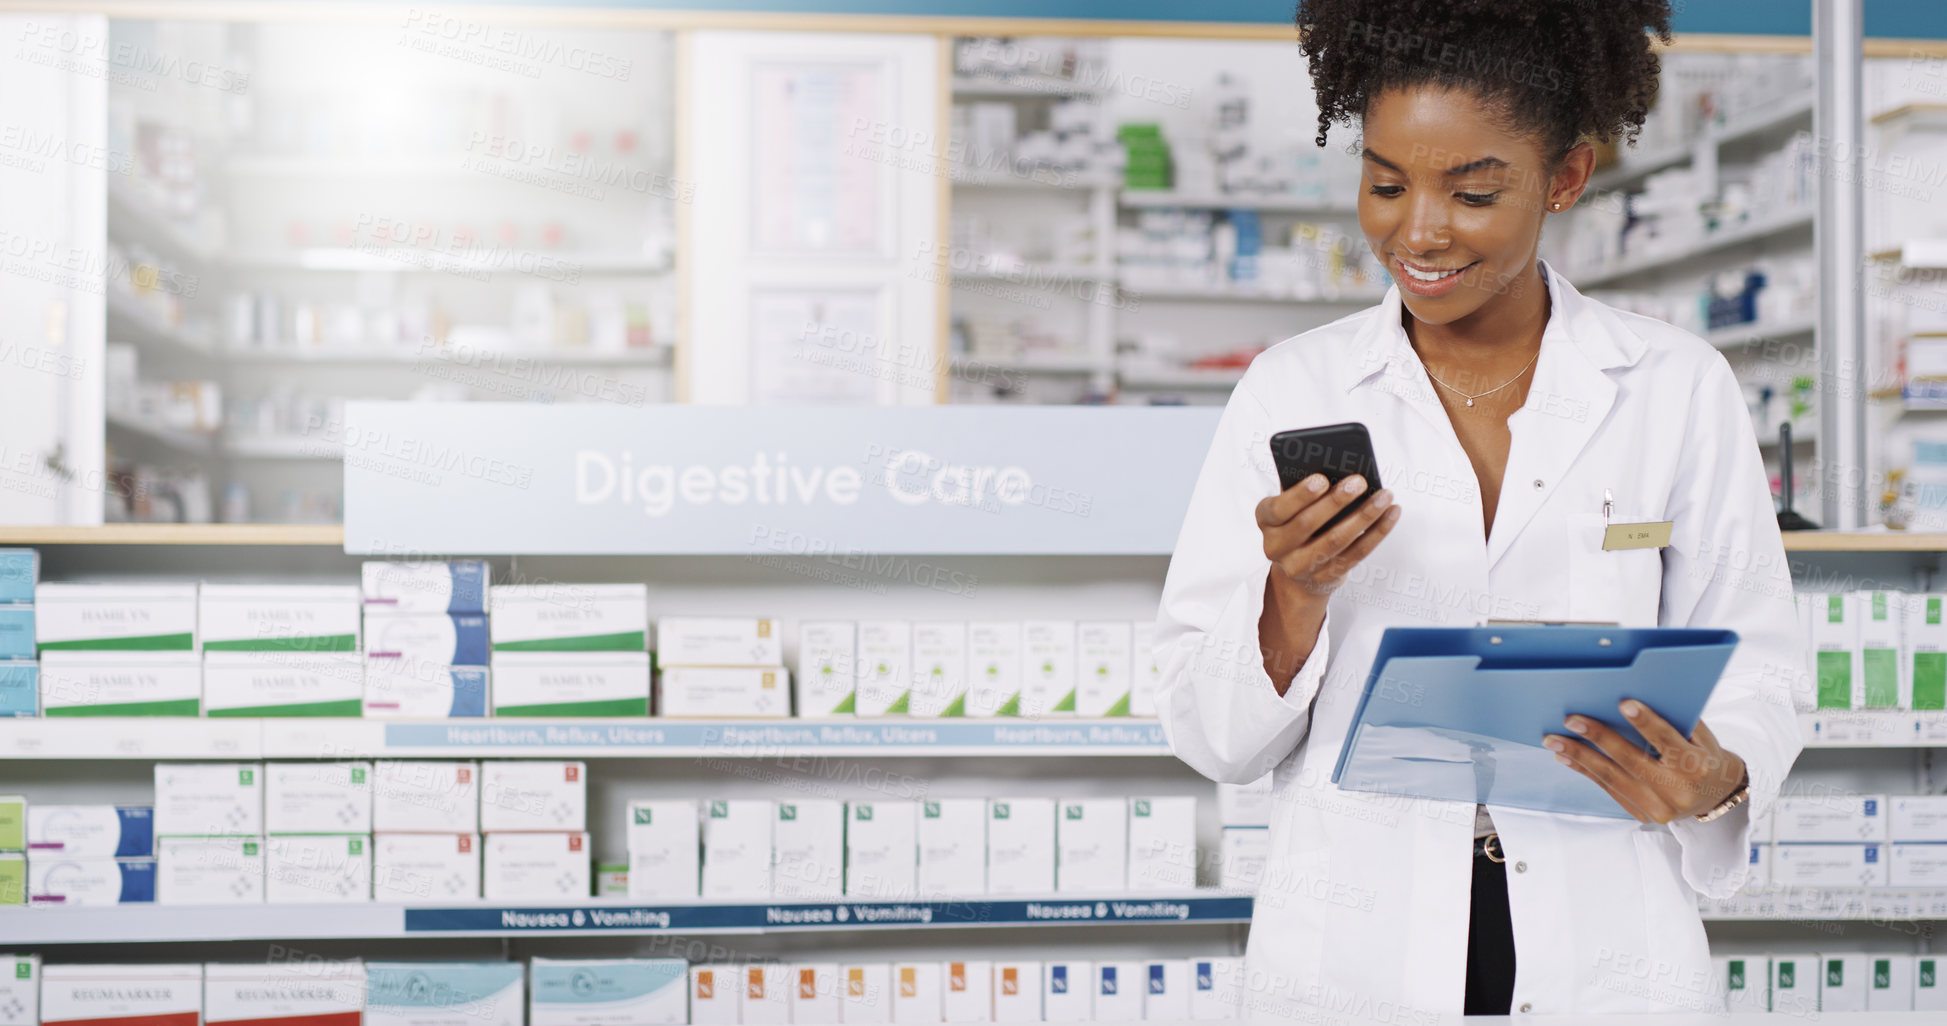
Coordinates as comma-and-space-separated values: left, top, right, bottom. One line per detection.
1156, 262, 1804, 1017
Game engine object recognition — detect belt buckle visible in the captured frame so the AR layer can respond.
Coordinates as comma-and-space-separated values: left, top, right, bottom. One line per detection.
1481, 833, 1505, 864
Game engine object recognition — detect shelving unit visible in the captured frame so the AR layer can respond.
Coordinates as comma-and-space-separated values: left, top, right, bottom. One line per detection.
1590, 94, 1817, 193
1572, 208, 1816, 288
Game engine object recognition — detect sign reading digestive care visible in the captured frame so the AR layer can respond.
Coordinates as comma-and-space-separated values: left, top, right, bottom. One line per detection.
341, 403, 1222, 554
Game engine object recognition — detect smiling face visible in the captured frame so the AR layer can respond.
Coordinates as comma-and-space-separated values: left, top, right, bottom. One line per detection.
1358, 85, 1589, 327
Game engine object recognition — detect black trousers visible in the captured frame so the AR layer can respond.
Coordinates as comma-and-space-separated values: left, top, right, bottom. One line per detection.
1464, 847, 1516, 1015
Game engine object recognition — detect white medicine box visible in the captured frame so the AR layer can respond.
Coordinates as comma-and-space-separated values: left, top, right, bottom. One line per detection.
625, 800, 700, 900
797, 621, 856, 716
987, 798, 1055, 894
373, 761, 479, 834
1128, 796, 1198, 890
483, 832, 589, 901
479, 761, 586, 832
854, 621, 912, 716
0, 955, 35, 1026
890, 963, 941, 1024
1021, 621, 1077, 716
1075, 621, 1133, 717
198, 584, 362, 653
1870, 954, 1915, 1012
1041, 962, 1091, 1022
1091, 963, 1143, 1022
773, 800, 845, 899
265, 834, 371, 904
1057, 798, 1127, 892
154, 762, 263, 839
372, 833, 479, 902
265, 761, 371, 834
1821, 953, 1870, 1013
846, 801, 918, 899
1773, 793, 1887, 842
701, 800, 773, 899
966, 621, 1022, 718
788, 964, 841, 1026
910, 622, 968, 718
943, 960, 991, 1023
917, 798, 986, 896
992, 962, 1041, 1023
1130, 620, 1162, 718
656, 617, 782, 666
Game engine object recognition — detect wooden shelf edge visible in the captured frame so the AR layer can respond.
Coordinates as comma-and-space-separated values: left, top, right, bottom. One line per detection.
0, 524, 345, 546
1782, 532, 1947, 552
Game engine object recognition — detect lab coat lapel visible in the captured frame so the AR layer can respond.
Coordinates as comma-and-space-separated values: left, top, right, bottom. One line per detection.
1342, 286, 1467, 448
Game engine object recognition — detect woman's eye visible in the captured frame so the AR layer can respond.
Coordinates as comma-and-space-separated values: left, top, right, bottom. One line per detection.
1457, 191, 1500, 207
1368, 185, 1404, 198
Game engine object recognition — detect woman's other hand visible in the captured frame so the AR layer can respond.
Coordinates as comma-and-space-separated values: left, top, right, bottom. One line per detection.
1545, 701, 1748, 823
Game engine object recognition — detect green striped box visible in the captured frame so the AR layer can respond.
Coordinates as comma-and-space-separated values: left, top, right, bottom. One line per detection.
1907, 594, 1947, 712
199, 584, 362, 653
38, 652, 201, 717
490, 652, 650, 717
488, 583, 647, 653
202, 652, 363, 717
34, 583, 197, 653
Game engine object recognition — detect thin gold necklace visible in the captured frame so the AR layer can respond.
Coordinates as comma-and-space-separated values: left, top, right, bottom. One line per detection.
1422, 346, 1541, 407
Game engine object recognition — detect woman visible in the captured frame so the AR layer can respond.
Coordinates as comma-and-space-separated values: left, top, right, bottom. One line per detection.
1155, 0, 1803, 1016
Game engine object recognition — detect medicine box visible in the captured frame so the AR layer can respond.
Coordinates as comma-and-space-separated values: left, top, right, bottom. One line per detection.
0, 854, 18, 905
479, 761, 585, 832
40, 964, 201, 1026
1128, 796, 1198, 890
657, 617, 783, 667
154, 763, 262, 838
1773, 794, 1887, 841
362, 561, 489, 615
1771, 954, 1818, 1016
489, 584, 647, 652
38, 652, 200, 717
1739, 843, 1771, 893
265, 834, 370, 903
529, 958, 687, 1026
774, 799, 845, 899
26, 856, 156, 904
658, 665, 788, 718
840, 963, 890, 1025
199, 584, 362, 653
1092, 963, 1143, 1022
943, 960, 992, 1023
1893, 795, 1947, 841
373, 761, 478, 834
0, 795, 20, 851
917, 798, 986, 896
992, 962, 1041, 1023
596, 862, 627, 896
1811, 592, 1857, 709
855, 621, 912, 716
688, 967, 738, 1026
1042, 962, 1092, 1023
910, 622, 968, 717
34, 583, 197, 652
1219, 828, 1270, 891
483, 831, 589, 901
1057, 798, 1128, 892
966, 621, 1022, 717
624, 800, 700, 900
1772, 843, 1888, 887
1076, 621, 1133, 717
987, 798, 1056, 894
27, 805, 153, 858
789, 964, 841, 1026
741, 964, 790, 1025
1189, 958, 1243, 1022
1891, 842, 1947, 886
366, 963, 523, 1026
1920, 956, 1947, 1011
0, 954, 36, 1026
1718, 955, 1769, 1014
1908, 594, 1947, 711
492, 652, 650, 717
0, 662, 33, 717
364, 613, 490, 667
204, 962, 366, 1026
1143, 960, 1190, 1021
202, 651, 364, 717
847, 801, 918, 899
1131, 621, 1162, 718
1822, 953, 1870, 1013
890, 963, 941, 1024
157, 837, 264, 904
0, 549, 37, 603
796, 621, 856, 716
364, 664, 488, 718
1854, 591, 1904, 708
701, 799, 773, 899
373, 832, 479, 902
0, 607, 30, 662
1021, 621, 1078, 716
1870, 954, 1915, 1012
266, 762, 371, 834
1218, 774, 1273, 827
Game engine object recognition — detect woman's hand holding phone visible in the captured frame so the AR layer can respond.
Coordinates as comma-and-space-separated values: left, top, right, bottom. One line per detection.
1255, 473, 1400, 693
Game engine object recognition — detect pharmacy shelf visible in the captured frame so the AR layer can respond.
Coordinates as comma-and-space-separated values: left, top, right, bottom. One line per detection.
949, 354, 1110, 375
220, 346, 674, 366
1591, 94, 1816, 193
0, 524, 344, 546
953, 263, 1113, 285
222, 435, 343, 460
1701, 317, 1816, 350
105, 411, 218, 456
951, 172, 1116, 190
1800, 710, 1947, 747
1572, 208, 1816, 288
1117, 191, 1355, 215
0, 891, 1247, 944
0, 718, 1172, 760
227, 249, 672, 274
949, 75, 1104, 98
1780, 532, 1947, 553
106, 289, 220, 360
1117, 367, 1245, 390
1701, 888, 1947, 922
1123, 285, 1386, 305
1877, 239, 1947, 269
107, 179, 219, 265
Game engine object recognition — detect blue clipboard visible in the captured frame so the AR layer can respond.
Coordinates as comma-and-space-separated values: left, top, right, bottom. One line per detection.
1329, 625, 1739, 819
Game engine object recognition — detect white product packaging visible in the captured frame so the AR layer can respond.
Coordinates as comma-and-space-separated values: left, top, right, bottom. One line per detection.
204, 961, 366, 1026
847, 801, 918, 899
1772, 843, 1889, 887
266, 762, 372, 834
529, 958, 688, 1026
265, 834, 370, 903
373, 761, 479, 834
625, 800, 700, 899
483, 831, 589, 900
1738, 843, 1771, 892
198, 585, 362, 653
1811, 592, 1857, 710
688, 967, 738, 1026
34, 583, 198, 652
1057, 798, 1128, 892
773, 799, 845, 899
1905, 593, 1947, 712
202, 652, 364, 718
1219, 828, 1270, 890
966, 621, 1022, 717
701, 800, 773, 899
789, 964, 841, 1026
658, 665, 788, 718
361, 560, 490, 615
363, 664, 489, 719
1190, 958, 1244, 1021
992, 962, 1041, 1023
491, 652, 650, 717
1869, 954, 1915, 1012
987, 798, 1056, 894
26, 856, 156, 905
363, 612, 490, 667
366, 963, 523, 1026
855, 620, 912, 716
910, 622, 969, 717
796, 621, 856, 716
1821, 953, 1869, 1013
1918, 956, 1947, 1011
1143, 960, 1191, 1021
489, 584, 648, 653
156, 837, 264, 904
1892, 794, 1947, 841
840, 963, 891, 1025
37, 652, 202, 717
40, 964, 201, 1026
1717, 955, 1768, 1014
1021, 620, 1077, 716
656, 617, 782, 666
1093, 963, 1144, 1022
1131, 620, 1162, 717
0, 954, 36, 1026
1042, 962, 1092, 1023
26, 805, 154, 858
372, 832, 479, 902
890, 963, 941, 1024
1076, 621, 1133, 717
943, 960, 992, 1023
1890, 842, 1947, 886
154, 762, 263, 838
479, 760, 586, 832
1773, 793, 1887, 841
1855, 591, 1905, 708
740, 965, 791, 1025
1217, 774, 1273, 827
1129, 796, 1198, 890
596, 863, 628, 896
917, 798, 986, 896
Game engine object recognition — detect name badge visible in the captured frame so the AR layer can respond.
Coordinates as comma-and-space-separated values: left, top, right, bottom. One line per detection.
1602, 521, 1673, 550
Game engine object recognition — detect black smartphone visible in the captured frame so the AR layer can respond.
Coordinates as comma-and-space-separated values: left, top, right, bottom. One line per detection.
1269, 422, 1384, 531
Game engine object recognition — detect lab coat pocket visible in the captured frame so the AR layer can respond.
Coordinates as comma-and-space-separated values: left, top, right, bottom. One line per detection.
1567, 513, 1663, 626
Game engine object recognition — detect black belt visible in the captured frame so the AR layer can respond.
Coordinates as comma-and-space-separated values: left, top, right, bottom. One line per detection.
1472, 832, 1505, 863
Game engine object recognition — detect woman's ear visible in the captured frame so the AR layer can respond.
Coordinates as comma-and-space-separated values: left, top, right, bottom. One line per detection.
1546, 141, 1597, 213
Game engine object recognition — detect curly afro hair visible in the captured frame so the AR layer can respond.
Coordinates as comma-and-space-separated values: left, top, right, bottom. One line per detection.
1295, 0, 1671, 164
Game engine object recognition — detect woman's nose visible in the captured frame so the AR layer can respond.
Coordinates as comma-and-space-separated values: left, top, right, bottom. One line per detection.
1399, 200, 1451, 253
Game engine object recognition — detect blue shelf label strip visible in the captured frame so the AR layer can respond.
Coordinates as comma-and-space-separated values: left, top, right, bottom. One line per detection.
383, 721, 1168, 750
403, 897, 1252, 933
